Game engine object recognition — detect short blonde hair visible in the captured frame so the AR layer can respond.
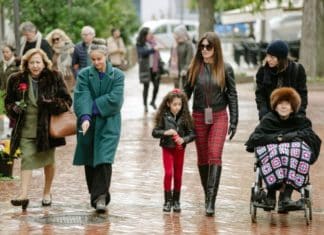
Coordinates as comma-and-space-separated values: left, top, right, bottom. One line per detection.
20, 48, 52, 72
46, 28, 72, 47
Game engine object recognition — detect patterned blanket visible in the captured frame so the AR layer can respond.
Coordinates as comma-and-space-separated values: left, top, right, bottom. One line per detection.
255, 141, 312, 189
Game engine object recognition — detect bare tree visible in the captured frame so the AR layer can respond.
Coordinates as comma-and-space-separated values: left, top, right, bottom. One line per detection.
198, 0, 215, 38
300, 0, 324, 77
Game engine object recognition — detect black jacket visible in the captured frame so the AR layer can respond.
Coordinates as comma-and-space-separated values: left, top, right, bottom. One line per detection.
152, 111, 195, 148
184, 63, 238, 127
245, 112, 321, 164
255, 60, 307, 120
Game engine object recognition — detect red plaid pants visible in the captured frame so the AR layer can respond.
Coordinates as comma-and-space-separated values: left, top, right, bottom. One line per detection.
193, 109, 228, 165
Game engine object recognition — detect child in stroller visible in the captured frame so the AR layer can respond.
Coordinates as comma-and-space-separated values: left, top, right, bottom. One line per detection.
245, 87, 321, 213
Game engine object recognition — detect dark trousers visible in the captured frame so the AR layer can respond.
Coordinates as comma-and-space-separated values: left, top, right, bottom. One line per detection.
143, 69, 160, 106
85, 163, 112, 208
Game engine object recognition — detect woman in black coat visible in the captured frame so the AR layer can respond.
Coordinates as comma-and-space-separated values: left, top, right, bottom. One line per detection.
136, 27, 162, 112
246, 87, 321, 213
255, 40, 307, 120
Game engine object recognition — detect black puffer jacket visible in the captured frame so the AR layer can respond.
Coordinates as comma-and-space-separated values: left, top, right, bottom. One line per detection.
255, 60, 307, 120
152, 111, 195, 148
184, 62, 238, 127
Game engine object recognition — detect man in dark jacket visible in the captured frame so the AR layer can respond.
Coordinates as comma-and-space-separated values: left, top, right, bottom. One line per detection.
72, 26, 95, 77
19, 21, 53, 60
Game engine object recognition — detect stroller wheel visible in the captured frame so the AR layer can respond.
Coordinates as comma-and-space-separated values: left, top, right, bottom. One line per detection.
250, 187, 257, 223
304, 199, 312, 225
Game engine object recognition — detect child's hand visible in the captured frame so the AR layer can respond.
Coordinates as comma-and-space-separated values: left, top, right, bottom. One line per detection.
164, 129, 177, 136
175, 137, 184, 145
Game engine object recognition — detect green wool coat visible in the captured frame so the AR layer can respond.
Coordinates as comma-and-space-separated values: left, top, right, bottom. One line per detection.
73, 63, 124, 167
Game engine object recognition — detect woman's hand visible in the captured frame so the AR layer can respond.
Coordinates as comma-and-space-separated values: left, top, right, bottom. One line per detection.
81, 120, 90, 135
164, 129, 177, 136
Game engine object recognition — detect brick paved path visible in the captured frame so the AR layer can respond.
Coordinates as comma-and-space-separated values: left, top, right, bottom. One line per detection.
0, 65, 323, 234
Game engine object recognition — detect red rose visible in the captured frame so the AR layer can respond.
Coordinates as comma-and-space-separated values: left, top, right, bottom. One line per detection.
18, 83, 28, 91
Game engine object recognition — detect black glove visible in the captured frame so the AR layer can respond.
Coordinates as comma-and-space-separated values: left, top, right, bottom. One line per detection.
12, 104, 23, 114
282, 131, 299, 142
228, 124, 237, 140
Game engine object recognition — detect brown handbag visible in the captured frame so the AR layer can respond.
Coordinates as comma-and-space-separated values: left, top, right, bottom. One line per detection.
49, 109, 77, 138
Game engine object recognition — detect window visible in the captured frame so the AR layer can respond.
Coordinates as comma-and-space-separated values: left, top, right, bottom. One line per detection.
154, 25, 167, 34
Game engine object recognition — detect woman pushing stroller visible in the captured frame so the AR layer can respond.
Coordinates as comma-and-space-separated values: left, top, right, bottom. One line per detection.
245, 87, 321, 213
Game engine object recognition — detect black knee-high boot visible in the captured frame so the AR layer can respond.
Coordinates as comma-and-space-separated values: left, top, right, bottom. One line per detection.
173, 191, 181, 212
206, 165, 222, 217
198, 165, 209, 206
163, 191, 172, 212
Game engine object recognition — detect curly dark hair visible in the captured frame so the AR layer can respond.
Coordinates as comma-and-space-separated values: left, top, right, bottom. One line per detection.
154, 89, 194, 129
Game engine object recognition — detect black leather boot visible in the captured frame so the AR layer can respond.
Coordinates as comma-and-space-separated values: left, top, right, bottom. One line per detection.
173, 191, 181, 212
279, 185, 303, 211
198, 165, 209, 207
278, 185, 293, 213
263, 189, 276, 211
206, 165, 222, 217
277, 191, 288, 214
163, 191, 172, 212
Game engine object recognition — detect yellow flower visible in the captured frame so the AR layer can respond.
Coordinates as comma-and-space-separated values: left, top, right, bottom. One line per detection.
2, 139, 10, 155
0, 140, 21, 163
14, 148, 22, 157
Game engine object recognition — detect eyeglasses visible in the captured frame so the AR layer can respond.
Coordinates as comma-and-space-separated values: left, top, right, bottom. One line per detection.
200, 44, 213, 51
52, 37, 60, 43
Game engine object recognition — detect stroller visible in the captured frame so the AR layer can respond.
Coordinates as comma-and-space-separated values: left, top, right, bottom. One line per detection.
250, 151, 312, 225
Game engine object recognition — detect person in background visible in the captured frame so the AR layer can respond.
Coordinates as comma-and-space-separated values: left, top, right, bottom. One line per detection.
255, 39, 308, 120
0, 44, 19, 91
72, 26, 95, 77
19, 21, 53, 60
184, 32, 238, 217
169, 25, 194, 89
107, 28, 127, 70
73, 41, 124, 213
136, 27, 162, 112
5, 48, 72, 211
246, 87, 321, 213
46, 29, 75, 93
152, 88, 195, 213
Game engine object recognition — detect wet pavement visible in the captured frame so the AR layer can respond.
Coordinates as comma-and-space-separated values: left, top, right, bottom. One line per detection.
0, 65, 324, 234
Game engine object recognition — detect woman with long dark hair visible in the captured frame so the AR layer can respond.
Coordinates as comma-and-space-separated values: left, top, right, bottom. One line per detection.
136, 27, 161, 112
184, 32, 238, 216
255, 40, 308, 120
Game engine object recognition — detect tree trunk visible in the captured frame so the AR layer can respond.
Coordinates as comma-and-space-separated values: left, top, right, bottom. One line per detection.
299, 0, 324, 77
198, 0, 215, 39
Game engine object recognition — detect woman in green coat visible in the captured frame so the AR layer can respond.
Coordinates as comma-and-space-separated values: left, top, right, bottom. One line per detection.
73, 41, 124, 213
